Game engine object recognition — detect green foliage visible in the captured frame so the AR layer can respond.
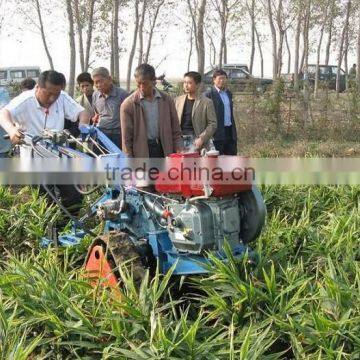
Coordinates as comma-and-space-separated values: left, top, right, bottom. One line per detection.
0, 185, 358, 358
0, 187, 60, 255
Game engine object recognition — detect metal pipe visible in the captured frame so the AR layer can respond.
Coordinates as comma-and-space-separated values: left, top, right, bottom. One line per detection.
143, 196, 166, 218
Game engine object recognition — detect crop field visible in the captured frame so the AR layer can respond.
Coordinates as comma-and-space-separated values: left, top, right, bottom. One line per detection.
0, 90, 358, 359
0, 184, 359, 359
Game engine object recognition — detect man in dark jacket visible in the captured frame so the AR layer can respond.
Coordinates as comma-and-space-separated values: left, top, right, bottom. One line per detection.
205, 69, 237, 155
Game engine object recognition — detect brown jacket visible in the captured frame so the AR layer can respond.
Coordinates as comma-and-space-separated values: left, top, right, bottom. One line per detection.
120, 89, 183, 158
174, 94, 217, 149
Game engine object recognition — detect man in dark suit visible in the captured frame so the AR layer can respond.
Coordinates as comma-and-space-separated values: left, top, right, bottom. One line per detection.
205, 69, 237, 155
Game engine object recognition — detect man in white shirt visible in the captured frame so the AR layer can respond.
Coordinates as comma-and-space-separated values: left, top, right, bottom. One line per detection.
0, 70, 89, 146
0, 70, 90, 219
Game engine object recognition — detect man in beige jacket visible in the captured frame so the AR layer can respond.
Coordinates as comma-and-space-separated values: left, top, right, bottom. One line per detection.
175, 71, 217, 151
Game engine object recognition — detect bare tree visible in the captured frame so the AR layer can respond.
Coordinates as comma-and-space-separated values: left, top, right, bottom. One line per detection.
197, 0, 207, 75
336, 0, 351, 97
126, 0, 140, 91
187, 0, 207, 75
187, 26, 194, 71
255, 26, 264, 77
266, 0, 278, 79
138, 0, 147, 65
66, 0, 76, 97
247, 0, 256, 74
314, 1, 329, 98
35, 0, 54, 70
211, 0, 240, 67
212, 0, 227, 67
84, 0, 95, 71
143, 0, 166, 63
110, 10, 114, 75
204, 23, 217, 68
284, 31, 291, 74
73, 0, 85, 71
301, 0, 312, 127
357, 8, 360, 90
72, 0, 96, 73
275, 0, 285, 77
299, 0, 311, 76
325, 0, 337, 66
293, 2, 302, 91
112, 0, 120, 83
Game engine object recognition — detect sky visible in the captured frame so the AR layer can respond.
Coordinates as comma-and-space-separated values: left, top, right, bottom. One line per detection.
0, 2, 356, 81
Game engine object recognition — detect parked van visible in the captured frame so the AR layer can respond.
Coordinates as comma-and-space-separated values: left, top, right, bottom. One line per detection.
0, 66, 41, 87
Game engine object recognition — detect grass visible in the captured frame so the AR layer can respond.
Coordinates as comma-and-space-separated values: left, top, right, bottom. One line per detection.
0, 185, 359, 358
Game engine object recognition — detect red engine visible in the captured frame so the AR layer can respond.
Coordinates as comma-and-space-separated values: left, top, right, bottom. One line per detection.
155, 152, 253, 198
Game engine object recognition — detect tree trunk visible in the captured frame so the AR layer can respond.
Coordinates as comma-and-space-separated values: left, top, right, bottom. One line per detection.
35, 0, 54, 70
110, 17, 114, 75
223, 39, 227, 64
187, 27, 193, 72
144, 0, 165, 63
294, 13, 301, 91
66, 0, 76, 97
285, 31, 291, 74
357, 10, 360, 91
344, 19, 349, 90
84, 0, 95, 71
275, 0, 284, 77
336, 1, 351, 98
112, 0, 120, 84
267, 0, 277, 79
212, 37, 216, 66
127, 0, 140, 91
255, 26, 263, 78
205, 26, 217, 68
197, 0, 206, 75
325, 5, 334, 66
138, 0, 147, 65
187, 0, 198, 57
300, 3, 310, 77
314, 5, 328, 98
302, 0, 311, 127
277, 32, 284, 77
249, 0, 255, 74
74, 0, 85, 72
218, 0, 227, 68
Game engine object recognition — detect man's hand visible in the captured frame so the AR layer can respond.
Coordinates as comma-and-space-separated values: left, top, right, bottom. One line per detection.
92, 113, 100, 125
8, 127, 24, 144
194, 137, 203, 150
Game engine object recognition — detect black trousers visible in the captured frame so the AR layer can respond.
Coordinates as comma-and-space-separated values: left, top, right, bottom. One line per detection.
214, 126, 237, 155
148, 139, 164, 158
102, 131, 121, 149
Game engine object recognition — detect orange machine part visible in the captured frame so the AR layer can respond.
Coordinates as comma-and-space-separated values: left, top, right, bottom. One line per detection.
85, 245, 119, 289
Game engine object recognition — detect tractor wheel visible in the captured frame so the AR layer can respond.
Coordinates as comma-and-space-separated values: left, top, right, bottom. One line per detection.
238, 186, 267, 244
84, 231, 146, 289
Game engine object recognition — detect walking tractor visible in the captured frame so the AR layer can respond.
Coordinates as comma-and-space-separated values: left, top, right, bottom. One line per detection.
29, 127, 266, 286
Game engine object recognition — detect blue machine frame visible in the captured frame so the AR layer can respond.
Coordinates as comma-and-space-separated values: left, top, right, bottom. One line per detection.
39, 126, 253, 276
